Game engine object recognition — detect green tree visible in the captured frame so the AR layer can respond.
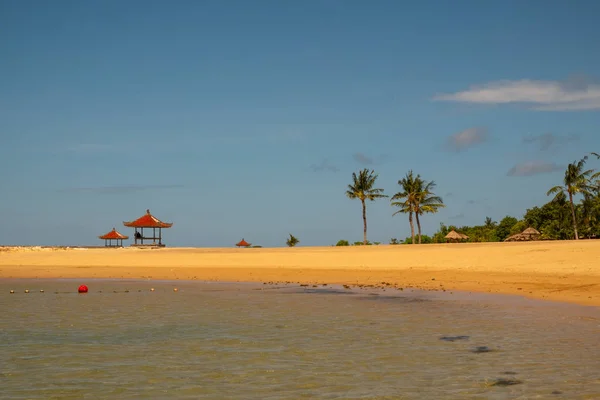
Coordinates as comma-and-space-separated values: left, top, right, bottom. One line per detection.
335, 239, 350, 246
413, 178, 445, 244
524, 192, 573, 239
547, 157, 597, 240
391, 170, 418, 244
496, 216, 518, 241
346, 169, 387, 245
286, 234, 299, 247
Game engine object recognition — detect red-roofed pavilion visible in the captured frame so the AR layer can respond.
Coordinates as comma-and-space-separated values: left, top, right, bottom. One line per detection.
99, 228, 129, 247
236, 238, 251, 248
123, 209, 173, 247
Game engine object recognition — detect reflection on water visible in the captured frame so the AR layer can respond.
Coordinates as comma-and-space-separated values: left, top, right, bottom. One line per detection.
1, 279, 599, 399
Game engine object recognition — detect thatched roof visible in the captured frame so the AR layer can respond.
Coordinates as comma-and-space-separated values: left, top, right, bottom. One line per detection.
445, 230, 464, 240
504, 227, 542, 242
521, 227, 540, 236
504, 233, 523, 242
459, 233, 469, 239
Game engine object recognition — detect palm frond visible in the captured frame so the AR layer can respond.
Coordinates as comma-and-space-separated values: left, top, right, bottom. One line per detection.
546, 185, 564, 196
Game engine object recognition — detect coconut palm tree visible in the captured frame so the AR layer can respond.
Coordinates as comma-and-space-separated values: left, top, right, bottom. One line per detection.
391, 170, 419, 244
346, 169, 387, 244
413, 178, 445, 244
547, 156, 596, 240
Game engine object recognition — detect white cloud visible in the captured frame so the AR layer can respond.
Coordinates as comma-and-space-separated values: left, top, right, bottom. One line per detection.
445, 127, 488, 152
506, 161, 562, 177
433, 77, 600, 111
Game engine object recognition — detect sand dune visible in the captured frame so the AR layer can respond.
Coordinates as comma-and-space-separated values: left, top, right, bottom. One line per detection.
1, 241, 599, 306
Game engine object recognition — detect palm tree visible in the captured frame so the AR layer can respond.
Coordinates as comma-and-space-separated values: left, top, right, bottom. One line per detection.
346, 169, 387, 244
391, 170, 419, 244
413, 178, 445, 244
547, 157, 596, 240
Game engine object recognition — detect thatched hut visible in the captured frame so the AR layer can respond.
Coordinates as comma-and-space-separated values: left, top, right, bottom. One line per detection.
504, 227, 541, 242
445, 230, 468, 243
521, 227, 541, 238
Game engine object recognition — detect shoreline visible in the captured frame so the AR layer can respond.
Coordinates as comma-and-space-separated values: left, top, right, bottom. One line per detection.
1, 241, 599, 307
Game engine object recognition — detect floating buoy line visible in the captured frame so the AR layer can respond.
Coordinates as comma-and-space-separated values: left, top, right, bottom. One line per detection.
8, 286, 178, 294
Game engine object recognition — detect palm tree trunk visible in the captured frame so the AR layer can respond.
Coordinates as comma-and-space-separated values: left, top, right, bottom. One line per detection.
362, 199, 367, 244
409, 212, 415, 244
415, 212, 422, 244
568, 191, 579, 240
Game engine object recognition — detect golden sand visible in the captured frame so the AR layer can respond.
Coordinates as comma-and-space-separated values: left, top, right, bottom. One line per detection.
1, 241, 599, 306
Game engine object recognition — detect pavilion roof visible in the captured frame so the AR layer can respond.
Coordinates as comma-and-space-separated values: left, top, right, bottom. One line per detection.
236, 238, 251, 247
123, 209, 173, 228
99, 228, 129, 240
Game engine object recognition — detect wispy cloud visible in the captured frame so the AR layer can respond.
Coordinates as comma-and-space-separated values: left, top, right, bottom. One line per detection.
61, 184, 185, 195
445, 127, 488, 152
353, 152, 373, 165
465, 198, 492, 212
433, 76, 600, 111
506, 161, 562, 177
310, 159, 339, 173
65, 143, 118, 153
522, 133, 579, 151
352, 152, 390, 166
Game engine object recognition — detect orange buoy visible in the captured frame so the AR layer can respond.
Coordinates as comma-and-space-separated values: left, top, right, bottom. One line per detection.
78, 285, 88, 293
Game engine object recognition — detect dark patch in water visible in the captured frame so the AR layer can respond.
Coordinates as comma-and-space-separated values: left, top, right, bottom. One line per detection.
440, 335, 470, 342
471, 346, 495, 353
551, 390, 563, 395
502, 371, 518, 375
358, 295, 430, 303
295, 288, 356, 295
489, 378, 523, 387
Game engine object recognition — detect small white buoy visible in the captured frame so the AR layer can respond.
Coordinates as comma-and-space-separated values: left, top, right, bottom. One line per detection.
24, 289, 30, 293
40, 289, 44, 293
9, 290, 14, 294
173, 288, 178, 292
150, 288, 155, 292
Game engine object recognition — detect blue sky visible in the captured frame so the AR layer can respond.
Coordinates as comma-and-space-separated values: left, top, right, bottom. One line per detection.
2, 0, 600, 247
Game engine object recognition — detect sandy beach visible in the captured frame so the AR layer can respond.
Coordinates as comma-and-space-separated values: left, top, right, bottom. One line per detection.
1, 241, 599, 306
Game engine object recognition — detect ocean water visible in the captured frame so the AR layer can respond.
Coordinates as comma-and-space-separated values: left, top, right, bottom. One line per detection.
1, 279, 599, 399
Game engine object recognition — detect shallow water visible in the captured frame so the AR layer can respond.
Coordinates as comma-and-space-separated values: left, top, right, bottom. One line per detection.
1, 279, 599, 399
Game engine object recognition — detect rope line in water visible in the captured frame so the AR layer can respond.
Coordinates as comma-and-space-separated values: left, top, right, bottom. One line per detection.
7, 287, 179, 294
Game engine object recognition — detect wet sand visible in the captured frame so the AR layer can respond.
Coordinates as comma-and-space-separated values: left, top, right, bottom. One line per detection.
1, 240, 599, 306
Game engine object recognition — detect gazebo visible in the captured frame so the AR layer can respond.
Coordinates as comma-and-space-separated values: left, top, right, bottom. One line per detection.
445, 230, 468, 243
123, 209, 173, 247
98, 228, 129, 247
236, 238, 251, 248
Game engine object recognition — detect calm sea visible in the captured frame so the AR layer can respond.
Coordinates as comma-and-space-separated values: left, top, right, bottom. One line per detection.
1, 279, 599, 399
